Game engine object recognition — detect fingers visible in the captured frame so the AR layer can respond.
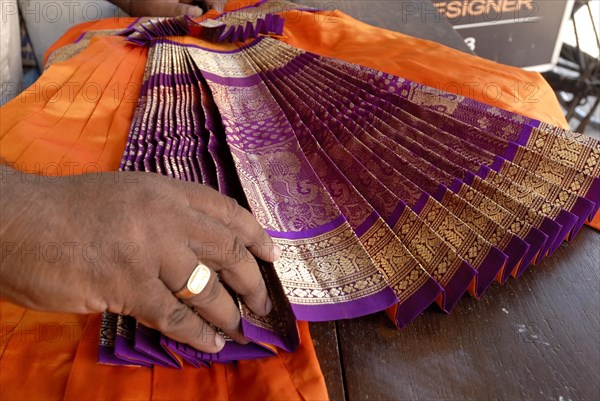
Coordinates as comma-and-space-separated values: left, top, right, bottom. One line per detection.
183, 268, 248, 344
150, 179, 277, 347
133, 279, 225, 353
220, 197, 281, 263
183, 212, 272, 317
158, 247, 247, 343
174, 3, 204, 17
175, 181, 281, 263
129, 1, 203, 17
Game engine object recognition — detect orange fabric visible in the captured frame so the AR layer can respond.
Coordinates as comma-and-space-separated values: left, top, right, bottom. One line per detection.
280, 322, 330, 401
151, 360, 230, 400
43, 3, 570, 132
150, 322, 326, 401
63, 315, 153, 401
0, 301, 26, 357
223, 322, 322, 401
44, 9, 222, 64
588, 210, 600, 231
0, 310, 86, 400
2, 36, 146, 173
44, 18, 137, 64
280, 9, 569, 129
0, 2, 587, 399
0, 305, 326, 401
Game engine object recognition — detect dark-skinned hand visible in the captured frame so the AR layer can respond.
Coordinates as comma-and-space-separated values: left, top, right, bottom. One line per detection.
0, 166, 280, 353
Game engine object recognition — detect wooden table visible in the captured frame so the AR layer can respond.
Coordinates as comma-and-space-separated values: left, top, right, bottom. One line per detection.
299, 1, 600, 400
311, 228, 600, 400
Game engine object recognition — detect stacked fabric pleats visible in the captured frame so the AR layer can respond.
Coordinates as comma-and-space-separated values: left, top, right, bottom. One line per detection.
101, 19, 599, 368
119, 14, 285, 46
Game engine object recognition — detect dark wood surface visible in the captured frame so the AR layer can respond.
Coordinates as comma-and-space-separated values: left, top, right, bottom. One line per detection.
310, 321, 346, 401
303, 1, 599, 400
311, 227, 600, 401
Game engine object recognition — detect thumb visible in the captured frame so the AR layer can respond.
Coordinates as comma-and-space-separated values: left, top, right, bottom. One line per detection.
175, 3, 204, 17
129, 1, 204, 17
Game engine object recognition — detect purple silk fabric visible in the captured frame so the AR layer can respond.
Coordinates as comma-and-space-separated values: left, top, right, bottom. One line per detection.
100, 33, 599, 368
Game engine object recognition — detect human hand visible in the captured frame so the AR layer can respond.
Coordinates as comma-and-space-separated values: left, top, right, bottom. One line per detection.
0, 166, 281, 353
114, 0, 205, 17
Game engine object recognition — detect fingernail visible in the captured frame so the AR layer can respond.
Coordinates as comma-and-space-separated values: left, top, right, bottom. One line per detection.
264, 297, 273, 315
215, 333, 225, 351
273, 244, 282, 260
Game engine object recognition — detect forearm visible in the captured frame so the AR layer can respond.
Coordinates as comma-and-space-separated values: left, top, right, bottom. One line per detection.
0, 165, 88, 311
0, 165, 32, 303
2, 166, 42, 303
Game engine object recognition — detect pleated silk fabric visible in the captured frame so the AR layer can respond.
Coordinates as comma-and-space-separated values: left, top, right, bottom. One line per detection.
1, 0, 598, 399
101, 30, 598, 367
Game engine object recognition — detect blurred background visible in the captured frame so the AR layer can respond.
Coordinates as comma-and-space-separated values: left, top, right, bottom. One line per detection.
546, 0, 599, 137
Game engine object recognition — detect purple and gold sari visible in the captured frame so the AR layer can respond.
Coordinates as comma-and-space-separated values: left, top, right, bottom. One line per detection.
94, 12, 600, 368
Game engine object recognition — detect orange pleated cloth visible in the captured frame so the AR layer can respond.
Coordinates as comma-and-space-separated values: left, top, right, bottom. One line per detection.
0, 306, 325, 401
1, 1, 597, 399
